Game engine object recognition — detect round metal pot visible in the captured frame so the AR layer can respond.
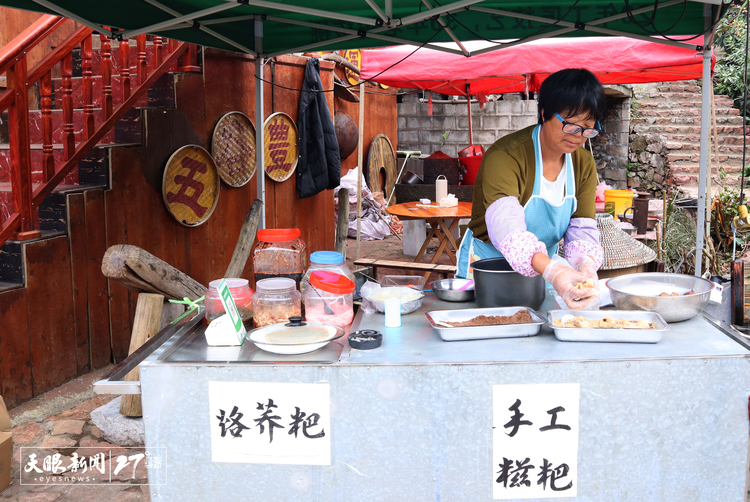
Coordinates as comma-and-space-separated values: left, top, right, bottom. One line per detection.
471, 258, 545, 310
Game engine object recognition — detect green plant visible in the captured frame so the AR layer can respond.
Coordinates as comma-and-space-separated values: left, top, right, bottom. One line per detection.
714, 2, 749, 118
630, 100, 641, 119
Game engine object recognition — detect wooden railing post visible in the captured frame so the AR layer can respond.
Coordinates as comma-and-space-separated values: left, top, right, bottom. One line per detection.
40, 72, 54, 182
154, 36, 163, 66
61, 53, 74, 160
136, 35, 147, 85
178, 44, 201, 72
119, 39, 130, 101
7, 57, 40, 240
100, 33, 113, 119
81, 36, 94, 139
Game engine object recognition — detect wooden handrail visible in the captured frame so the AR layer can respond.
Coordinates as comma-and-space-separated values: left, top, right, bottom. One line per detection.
0, 20, 199, 248
32, 42, 190, 207
0, 15, 65, 76
27, 25, 93, 84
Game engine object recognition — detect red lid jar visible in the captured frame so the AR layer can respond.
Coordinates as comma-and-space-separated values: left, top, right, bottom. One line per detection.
304, 271, 355, 327
253, 228, 306, 287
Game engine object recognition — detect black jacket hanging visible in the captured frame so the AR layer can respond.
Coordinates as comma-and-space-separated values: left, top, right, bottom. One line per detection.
296, 58, 341, 199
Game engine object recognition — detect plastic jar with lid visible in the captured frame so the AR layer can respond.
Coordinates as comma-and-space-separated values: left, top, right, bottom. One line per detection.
253, 228, 307, 287
300, 251, 356, 301
304, 271, 355, 327
205, 279, 254, 327
253, 277, 302, 328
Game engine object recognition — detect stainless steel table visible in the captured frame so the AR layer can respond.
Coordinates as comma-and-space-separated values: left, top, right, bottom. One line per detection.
104, 293, 750, 501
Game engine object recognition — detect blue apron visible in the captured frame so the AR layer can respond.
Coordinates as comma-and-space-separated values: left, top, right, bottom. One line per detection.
457, 125, 577, 278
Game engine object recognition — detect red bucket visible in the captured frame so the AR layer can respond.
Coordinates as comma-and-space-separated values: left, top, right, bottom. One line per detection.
459, 155, 483, 185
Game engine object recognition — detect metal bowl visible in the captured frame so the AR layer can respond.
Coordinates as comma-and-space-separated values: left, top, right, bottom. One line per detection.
606, 273, 714, 322
430, 279, 475, 302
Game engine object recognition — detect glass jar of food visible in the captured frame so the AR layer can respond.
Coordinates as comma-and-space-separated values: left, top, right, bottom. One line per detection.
253, 228, 306, 288
304, 271, 355, 327
204, 278, 253, 327
253, 277, 302, 328
300, 251, 356, 302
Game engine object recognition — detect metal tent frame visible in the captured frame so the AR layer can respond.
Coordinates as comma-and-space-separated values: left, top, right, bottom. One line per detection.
2, 0, 728, 273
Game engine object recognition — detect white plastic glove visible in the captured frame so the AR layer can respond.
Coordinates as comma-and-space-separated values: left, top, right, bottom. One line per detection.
542, 255, 599, 310
576, 256, 600, 294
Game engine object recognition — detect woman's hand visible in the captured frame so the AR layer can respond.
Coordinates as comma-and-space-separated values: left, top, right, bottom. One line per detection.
576, 256, 600, 293
542, 256, 599, 310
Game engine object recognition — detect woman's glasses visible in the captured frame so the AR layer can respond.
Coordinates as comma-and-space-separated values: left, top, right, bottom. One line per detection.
555, 113, 601, 138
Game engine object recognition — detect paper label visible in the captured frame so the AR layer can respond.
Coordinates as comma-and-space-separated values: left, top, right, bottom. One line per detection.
209, 382, 330, 465
493, 383, 580, 499
217, 279, 246, 344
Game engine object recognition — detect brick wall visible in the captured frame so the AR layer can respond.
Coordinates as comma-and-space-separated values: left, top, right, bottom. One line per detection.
397, 91, 631, 190
397, 92, 538, 157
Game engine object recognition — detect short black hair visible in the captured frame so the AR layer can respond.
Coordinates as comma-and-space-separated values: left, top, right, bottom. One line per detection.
537, 68, 606, 125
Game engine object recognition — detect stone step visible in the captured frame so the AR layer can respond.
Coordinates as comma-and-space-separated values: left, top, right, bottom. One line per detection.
655, 84, 702, 93
667, 152, 747, 163
636, 96, 736, 108
635, 106, 739, 117
670, 164, 745, 174
632, 115, 745, 126
632, 123, 750, 136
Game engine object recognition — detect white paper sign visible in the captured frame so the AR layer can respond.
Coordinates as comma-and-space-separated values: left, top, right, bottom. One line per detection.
217, 279, 246, 344
493, 383, 580, 499
208, 381, 330, 465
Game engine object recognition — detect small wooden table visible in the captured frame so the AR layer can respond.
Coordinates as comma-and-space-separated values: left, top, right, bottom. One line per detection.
387, 201, 472, 268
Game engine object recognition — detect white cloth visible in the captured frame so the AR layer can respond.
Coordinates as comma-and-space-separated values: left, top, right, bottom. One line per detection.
540, 164, 566, 206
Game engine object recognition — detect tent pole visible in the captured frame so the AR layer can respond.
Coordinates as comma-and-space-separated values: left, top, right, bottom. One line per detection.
357, 82, 365, 260
255, 16, 266, 229
467, 96, 473, 145
695, 13, 713, 277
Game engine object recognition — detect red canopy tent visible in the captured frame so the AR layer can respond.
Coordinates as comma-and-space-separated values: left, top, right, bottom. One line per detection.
360, 37, 714, 97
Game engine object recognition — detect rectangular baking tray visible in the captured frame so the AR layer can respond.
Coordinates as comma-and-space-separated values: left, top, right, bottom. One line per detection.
426, 307, 545, 342
548, 310, 669, 343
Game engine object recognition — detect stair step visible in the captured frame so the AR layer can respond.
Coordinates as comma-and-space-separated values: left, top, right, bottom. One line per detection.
631, 115, 745, 126
667, 152, 747, 163
0, 106, 142, 146
49, 72, 175, 111
635, 106, 739, 117
632, 124, 750, 136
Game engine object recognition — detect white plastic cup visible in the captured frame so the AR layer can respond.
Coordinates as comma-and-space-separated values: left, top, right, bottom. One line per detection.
384, 297, 401, 327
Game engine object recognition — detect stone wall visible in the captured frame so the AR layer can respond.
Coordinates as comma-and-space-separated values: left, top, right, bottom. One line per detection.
397, 92, 537, 157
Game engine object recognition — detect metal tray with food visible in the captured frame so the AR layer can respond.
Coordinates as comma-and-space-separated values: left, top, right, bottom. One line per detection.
425, 307, 545, 342
548, 309, 669, 343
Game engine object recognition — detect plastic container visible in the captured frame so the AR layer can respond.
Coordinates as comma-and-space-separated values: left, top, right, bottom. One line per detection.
382, 275, 426, 291
459, 155, 483, 185
300, 251, 356, 302
205, 279, 253, 327
253, 228, 307, 287
604, 189, 634, 220
304, 271, 355, 327
253, 277, 302, 328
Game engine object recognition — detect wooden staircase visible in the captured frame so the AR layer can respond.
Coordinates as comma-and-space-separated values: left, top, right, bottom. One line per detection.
0, 15, 199, 290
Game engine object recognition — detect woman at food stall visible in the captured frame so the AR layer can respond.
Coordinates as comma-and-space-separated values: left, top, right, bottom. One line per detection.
457, 68, 605, 310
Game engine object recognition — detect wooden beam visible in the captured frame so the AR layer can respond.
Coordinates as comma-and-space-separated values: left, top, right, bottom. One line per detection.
336, 187, 349, 258
224, 199, 263, 279
120, 293, 164, 417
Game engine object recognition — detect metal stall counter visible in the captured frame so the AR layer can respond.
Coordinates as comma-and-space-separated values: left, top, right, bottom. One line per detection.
97, 293, 750, 501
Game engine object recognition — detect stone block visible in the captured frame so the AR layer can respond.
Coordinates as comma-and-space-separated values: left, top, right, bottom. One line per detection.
399, 102, 418, 116
12, 421, 46, 446
39, 436, 77, 449
511, 115, 537, 130
481, 115, 510, 130
51, 420, 85, 436
90, 397, 145, 447
398, 130, 419, 143
603, 168, 628, 181
406, 117, 424, 129
447, 130, 469, 145
457, 117, 470, 129
665, 141, 682, 150
17, 493, 64, 501
397, 117, 406, 129
511, 100, 538, 115
494, 100, 514, 113
420, 130, 448, 143
402, 220, 426, 257
473, 130, 497, 145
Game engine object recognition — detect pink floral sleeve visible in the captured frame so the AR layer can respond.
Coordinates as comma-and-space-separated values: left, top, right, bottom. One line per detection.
498, 230, 548, 277
563, 240, 603, 270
